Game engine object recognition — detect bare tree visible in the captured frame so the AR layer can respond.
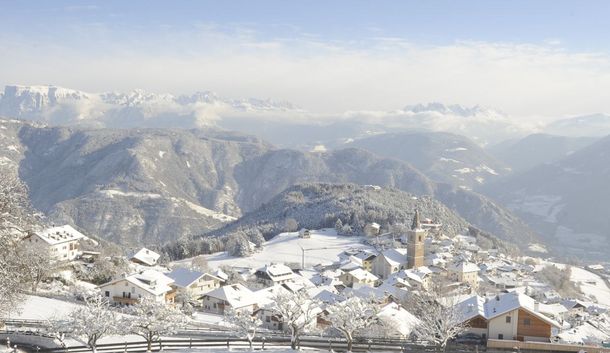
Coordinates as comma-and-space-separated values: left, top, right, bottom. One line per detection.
63, 295, 117, 353
123, 297, 187, 352
271, 290, 321, 350
0, 173, 40, 317
224, 307, 262, 350
20, 240, 53, 292
325, 295, 380, 352
190, 255, 209, 272
407, 291, 469, 352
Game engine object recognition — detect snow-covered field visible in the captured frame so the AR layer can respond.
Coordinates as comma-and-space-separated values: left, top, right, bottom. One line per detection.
183, 229, 371, 269
569, 267, 610, 307
7, 295, 83, 320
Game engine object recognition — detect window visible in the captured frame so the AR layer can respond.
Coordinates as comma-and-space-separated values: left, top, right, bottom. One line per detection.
105, 291, 110, 297
498, 334, 504, 340
524, 318, 531, 326
266, 316, 270, 322
506, 316, 511, 323
131, 287, 136, 293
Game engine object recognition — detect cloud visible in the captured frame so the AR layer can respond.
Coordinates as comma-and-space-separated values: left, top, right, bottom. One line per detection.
1, 25, 610, 119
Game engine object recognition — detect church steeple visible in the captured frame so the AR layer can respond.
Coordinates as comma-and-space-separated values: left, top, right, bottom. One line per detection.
411, 209, 421, 230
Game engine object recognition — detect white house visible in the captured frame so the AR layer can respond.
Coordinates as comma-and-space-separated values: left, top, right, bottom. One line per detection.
372, 248, 408, 279
376, 303, 420, 338
449, 261, 480, 290
201, 283, 259, 314
26, 225, 86, 261
166, 267, 223, 301
254, 264, 295, 286
99, 270, 177, 305
339, 268, 379, 288
130, 247, 161, 266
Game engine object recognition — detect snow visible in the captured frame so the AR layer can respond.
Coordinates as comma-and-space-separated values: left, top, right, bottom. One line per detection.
158, 150, 166, 158
439, 157, 461, 163
310, 144, 327, 153
174, 198, 237, 222
445, 147, 468, 152
99, 189, 162, 199
528, 243, 548, 253
454, 167, 474, 174
195, 229, 372, 270
7, 295, 82, 320
186, 161, 191, 168
6, 145, 19, 152
569, 267, 610, 307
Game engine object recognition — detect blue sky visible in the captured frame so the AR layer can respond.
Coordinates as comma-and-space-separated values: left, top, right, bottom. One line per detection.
1, 1, 610, 116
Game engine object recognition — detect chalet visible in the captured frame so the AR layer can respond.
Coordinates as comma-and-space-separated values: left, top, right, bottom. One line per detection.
166, 267, 223, 301
26, 225, 85, 261
99, 270, 177, 305
339, 268, 379, 288
448, 261, 480, 290
372, 248, 408, 279
403, 267, 433, 291
201, 283, 258, 314
130, 248, 160, 266
456, 292, 561, 342
255, 264, 295, 286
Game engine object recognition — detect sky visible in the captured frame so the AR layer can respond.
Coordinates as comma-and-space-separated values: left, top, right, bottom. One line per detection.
1, 0, 610, 118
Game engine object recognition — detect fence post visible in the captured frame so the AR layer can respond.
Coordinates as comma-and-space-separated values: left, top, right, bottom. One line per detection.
328, 338, 332, 351
189, 337, 192, 349
226, 338, 230, 349
159, 338, 163, 351
262, 337, 265, 350
123, 341, 127, 353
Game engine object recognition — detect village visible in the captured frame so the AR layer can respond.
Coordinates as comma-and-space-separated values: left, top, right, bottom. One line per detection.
3, 210, 610, 353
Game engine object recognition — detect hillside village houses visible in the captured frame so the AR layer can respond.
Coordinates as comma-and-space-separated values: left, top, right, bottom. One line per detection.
32, 211, 603, 349
25, 224, 86, 261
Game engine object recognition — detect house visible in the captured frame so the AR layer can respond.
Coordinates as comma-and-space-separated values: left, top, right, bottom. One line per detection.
130, 247, 161, 266
26, 225, 85, 261
372, 248, 408, 279
99, 270, 177, 305
456, 292, 561, 342
201, 283, 258, 314
166, 267, 223, 301
339, 268, 379, 288
255, 264, 295, 286
404, 267, 433, 291
364, 223, 381, 237
449, 261, 480, 290
351, 250, 377, 272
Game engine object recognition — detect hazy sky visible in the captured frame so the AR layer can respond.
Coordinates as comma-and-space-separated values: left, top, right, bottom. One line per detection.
2, 1, 610, 118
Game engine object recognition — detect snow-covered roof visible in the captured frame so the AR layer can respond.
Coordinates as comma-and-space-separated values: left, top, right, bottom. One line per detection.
100, 269, 175, 296
35, 225, 85, 245
130, 247, 160, 266
449, 261, 480, 273
203, 284, 258, 308
456, 295, 487, 322
377, 303, 420, 337
257, 264, 295, 282
166, 267, 221, 288
485, 292, 561, 327
347, 268, 379, 282
380, 248, 408, 267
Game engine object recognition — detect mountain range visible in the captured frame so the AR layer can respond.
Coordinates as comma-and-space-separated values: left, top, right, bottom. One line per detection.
0, 118, 536, 249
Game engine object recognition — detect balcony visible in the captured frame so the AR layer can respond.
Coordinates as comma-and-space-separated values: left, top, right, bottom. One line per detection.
113, 296, 138, 305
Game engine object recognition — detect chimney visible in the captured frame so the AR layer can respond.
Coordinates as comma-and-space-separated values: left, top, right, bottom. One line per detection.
534, 301, 540, 312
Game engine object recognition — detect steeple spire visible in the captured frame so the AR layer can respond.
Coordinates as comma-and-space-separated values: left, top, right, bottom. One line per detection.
411, 209, 421, 230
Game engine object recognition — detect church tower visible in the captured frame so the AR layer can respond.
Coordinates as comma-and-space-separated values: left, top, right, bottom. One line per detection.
407, 210, 426, 269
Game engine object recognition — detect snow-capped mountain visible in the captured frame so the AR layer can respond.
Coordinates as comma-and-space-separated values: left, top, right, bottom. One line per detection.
0, 85, 302, 129
546, 114, 610, 137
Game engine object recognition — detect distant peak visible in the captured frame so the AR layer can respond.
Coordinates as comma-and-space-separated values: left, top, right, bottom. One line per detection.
403, 102, 496, 117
